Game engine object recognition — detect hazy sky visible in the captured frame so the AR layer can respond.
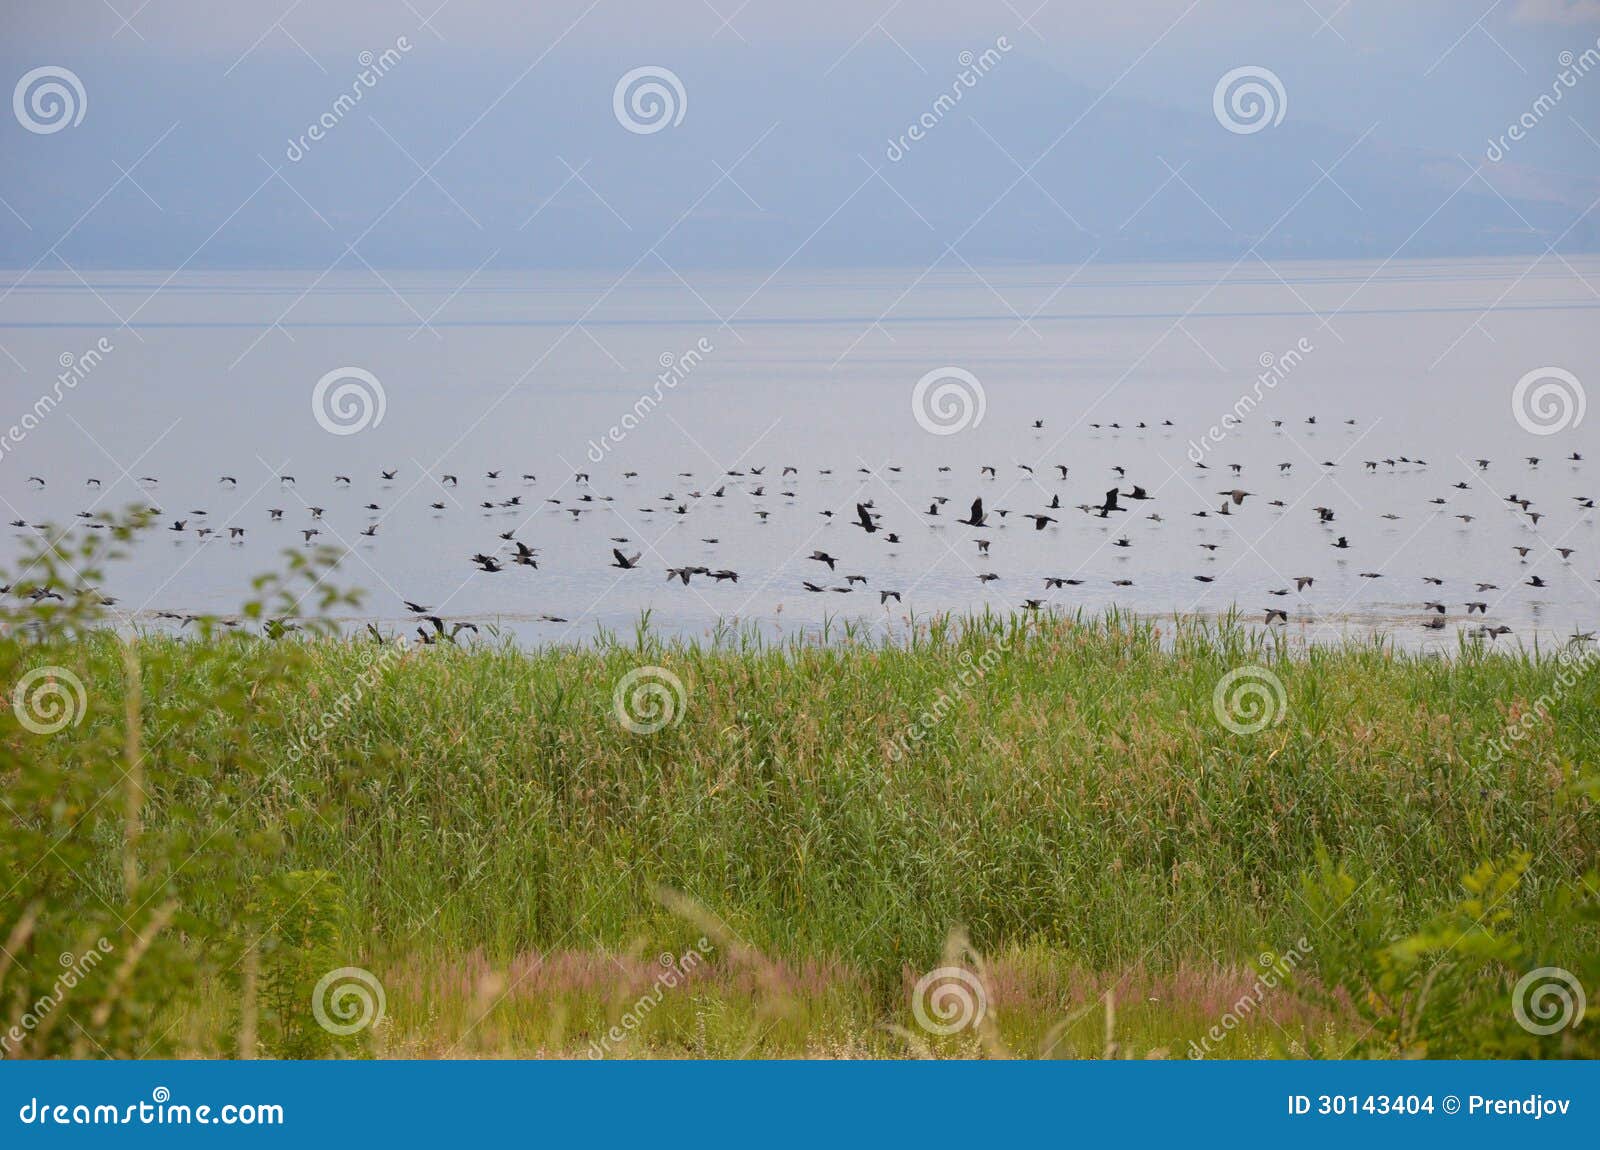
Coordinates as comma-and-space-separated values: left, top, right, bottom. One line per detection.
3, 1, 1599, 267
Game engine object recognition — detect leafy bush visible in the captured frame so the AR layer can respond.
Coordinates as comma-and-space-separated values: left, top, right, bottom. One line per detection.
1, 512, 362, 1058
247, 870, 363, 1059
1298, 829, 1597, 1058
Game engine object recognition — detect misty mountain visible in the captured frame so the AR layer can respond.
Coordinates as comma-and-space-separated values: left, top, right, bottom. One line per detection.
1, 44, 1594, 270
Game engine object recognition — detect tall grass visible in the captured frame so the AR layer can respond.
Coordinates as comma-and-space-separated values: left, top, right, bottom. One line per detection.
3, 519, 1595, 1056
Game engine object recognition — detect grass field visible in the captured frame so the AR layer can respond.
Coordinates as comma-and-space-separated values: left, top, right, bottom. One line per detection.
5, 592, 1597, 1059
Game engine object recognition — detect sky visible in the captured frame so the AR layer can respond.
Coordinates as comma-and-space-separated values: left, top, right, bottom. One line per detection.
2, 0, 1599, 267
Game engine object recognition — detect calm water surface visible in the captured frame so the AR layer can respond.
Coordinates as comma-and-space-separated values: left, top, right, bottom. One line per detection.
2, 258, 1596, 650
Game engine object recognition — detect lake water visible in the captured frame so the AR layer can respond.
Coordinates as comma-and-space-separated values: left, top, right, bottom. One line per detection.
2, 258, 1596, 649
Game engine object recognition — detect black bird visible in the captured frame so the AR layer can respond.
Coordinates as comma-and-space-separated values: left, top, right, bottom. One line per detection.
854, 503, 880, 533
810, 551, 838, 570
611, 549, 642, 569
880, 590, 902, 604
957, 498, 987, 527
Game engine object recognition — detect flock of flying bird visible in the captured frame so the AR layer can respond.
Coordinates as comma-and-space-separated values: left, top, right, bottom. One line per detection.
6, 416, 1597, 646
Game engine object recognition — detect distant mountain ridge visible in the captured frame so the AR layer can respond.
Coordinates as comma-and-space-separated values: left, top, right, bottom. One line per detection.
1, 45, 1595, 269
